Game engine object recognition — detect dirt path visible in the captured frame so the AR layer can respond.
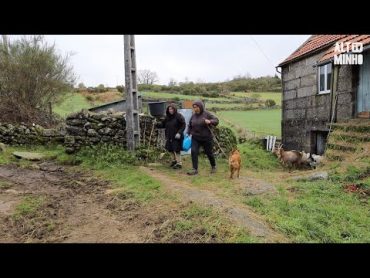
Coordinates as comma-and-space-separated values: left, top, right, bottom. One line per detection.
140, 166, 288, 243
0, 162, 152, 243
0, 161, 287, 243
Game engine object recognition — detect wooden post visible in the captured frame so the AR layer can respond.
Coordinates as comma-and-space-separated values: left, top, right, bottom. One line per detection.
124, 35, 140, 151
48, 101, 52, 120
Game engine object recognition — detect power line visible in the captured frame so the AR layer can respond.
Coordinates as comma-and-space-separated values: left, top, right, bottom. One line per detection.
249, 35, 276, 69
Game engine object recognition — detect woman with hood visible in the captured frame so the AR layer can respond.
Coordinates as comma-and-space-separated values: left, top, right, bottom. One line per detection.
187, 100, 219, 175
156, 103, 186, 169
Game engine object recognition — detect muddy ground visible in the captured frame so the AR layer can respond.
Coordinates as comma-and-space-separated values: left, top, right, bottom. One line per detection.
0, 158, 288, 243
0, 161, 192, 243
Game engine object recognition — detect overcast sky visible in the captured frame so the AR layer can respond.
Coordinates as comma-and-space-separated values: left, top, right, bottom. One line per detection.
41, 35, 311, 87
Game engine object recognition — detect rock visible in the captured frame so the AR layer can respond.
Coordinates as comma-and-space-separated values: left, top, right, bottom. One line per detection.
66, 112, 80, 120
12, 152, 45, 161
84, 122, 92, 130
98, 127, 115, 136
116, 130, 125, 137
148, 163, 162, 167
242, 178, 277, 195
64, 135, 75, 144
87, 129, 98, 137
89, 137, 101, 143
307, 172, 329, 181
81, 109, 90, 118
66, 126, 86, 136
67, 119, 86, 127
101, 117, 114, 124
101, 136, 111, 142
42, 129, 57, 137
5, 124, 15, 135
29, 163, 41, 170
0, 126, 7, 135
39, 162, 64, 172
111, 112, 125, 119
5, 189, 21, 195
291, 171, 329, 181
90, 113, 105, 120
65, 147, 76, 154
33, 124, 44, 134
0, 142, 6, 152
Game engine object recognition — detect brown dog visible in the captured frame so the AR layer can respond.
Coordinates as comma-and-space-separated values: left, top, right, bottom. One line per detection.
229, 148, 241, 179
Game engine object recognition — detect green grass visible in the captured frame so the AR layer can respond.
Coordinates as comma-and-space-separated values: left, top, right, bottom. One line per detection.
141, 91, 281, 104
163, 203, 257, 243
217, 109, 282, 137
206, 102, 261, 110
238, 140, 281, 171
0, 144, 67, 166
231, 92, 282, 104
52, 91, 281, 119
53, 93, 101, 118
219, 118, 238, 136
75, 144, 163, 203
244, 179, 370, 243
98, 167, 163, 202
140, 91, 234, 102
13, 196, 45, 220
0, 180, 12, 189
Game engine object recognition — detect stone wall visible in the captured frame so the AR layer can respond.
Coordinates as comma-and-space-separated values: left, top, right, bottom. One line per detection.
63, 110, 164, 153
0, 109, 237, 155
0, 110, 163, 153
0, 123, 65, 145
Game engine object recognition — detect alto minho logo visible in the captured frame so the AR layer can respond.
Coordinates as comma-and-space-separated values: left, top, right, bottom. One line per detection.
334, 42, 363, 65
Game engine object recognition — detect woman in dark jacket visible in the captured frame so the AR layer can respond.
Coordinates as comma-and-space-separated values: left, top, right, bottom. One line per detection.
156, 103, 186, 169
187, 100, 219, 175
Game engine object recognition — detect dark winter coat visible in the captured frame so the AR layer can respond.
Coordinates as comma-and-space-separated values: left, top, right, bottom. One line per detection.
187, 100, 219, 141
156, 104, 186, 152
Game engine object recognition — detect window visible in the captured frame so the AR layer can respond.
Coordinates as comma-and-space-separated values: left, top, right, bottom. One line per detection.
318, 63, 332, 94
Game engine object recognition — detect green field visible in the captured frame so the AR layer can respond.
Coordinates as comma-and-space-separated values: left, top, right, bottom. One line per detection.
141, 91, 281, 104
53, 91, 282, 137
140, 91, 235, 102
205, 102, 265, 110
231, 92, 282, 103
53, 91, 281, 118
53, 93, 102, 118
217, 109, 282, 137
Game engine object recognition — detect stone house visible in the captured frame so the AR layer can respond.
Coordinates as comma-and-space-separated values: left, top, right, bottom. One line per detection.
277, 35, 370, 154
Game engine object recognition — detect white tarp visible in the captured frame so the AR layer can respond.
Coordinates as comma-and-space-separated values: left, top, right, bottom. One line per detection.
178, 108, 193, 155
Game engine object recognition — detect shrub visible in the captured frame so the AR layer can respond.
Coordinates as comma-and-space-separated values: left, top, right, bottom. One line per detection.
265, 99, 276, 108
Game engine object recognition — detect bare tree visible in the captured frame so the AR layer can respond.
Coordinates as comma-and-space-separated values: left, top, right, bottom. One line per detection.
168, 78, 177, 86
78, 82, 86, 89
137, 69, 158, 85
0, 35, 76, 125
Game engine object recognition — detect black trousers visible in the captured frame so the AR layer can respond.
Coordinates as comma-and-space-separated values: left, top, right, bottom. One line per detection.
191, 137, 216, 170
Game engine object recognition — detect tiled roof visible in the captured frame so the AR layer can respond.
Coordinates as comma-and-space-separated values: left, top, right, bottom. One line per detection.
278, 35, 347, 66
319, 35, 370, 62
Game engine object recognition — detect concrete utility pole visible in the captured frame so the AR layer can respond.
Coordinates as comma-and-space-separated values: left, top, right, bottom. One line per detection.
2, 35, 8, 52
124, 35, 140, 151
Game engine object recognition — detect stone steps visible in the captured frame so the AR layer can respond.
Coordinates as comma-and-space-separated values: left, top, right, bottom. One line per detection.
325, 118, 369, 161
326, 142, 357, 152
324, 149, 344, 161
330, 130, 370, 143
329, 119, 370, 133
